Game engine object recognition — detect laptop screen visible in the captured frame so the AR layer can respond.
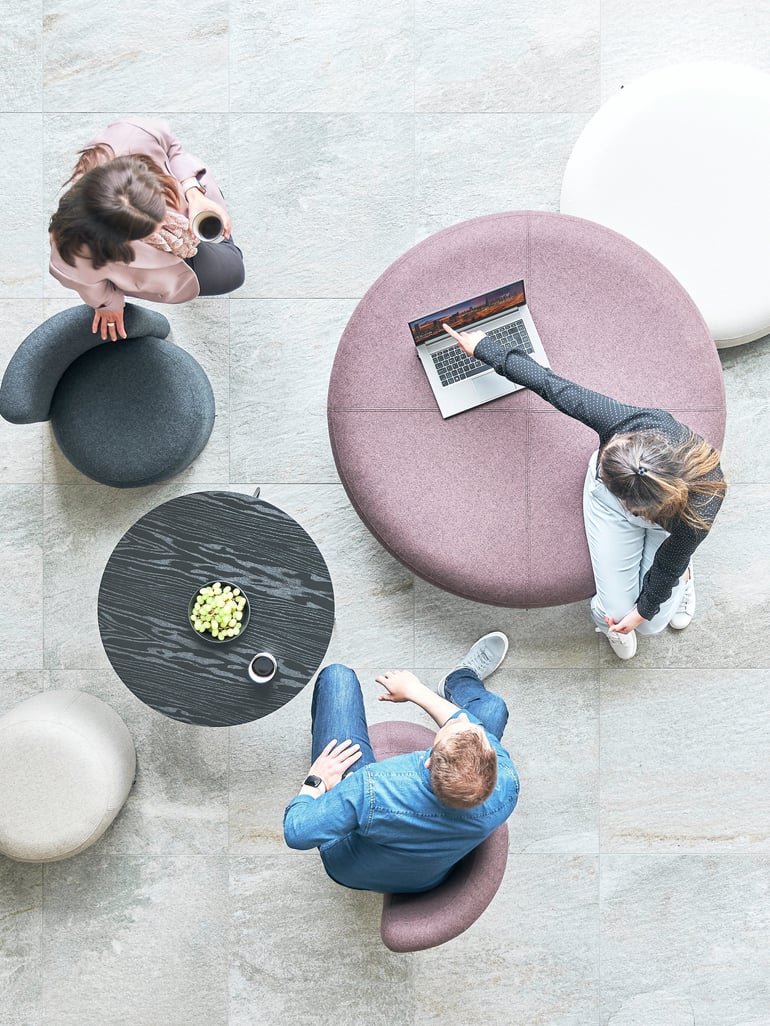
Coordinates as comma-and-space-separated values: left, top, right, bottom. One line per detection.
408, 279, 526, 346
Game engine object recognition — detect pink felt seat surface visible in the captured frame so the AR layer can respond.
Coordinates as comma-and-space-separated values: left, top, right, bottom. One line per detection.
328, 211, 726, 607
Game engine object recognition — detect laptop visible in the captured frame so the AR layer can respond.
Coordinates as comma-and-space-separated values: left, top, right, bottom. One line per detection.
407, 279, 550, 419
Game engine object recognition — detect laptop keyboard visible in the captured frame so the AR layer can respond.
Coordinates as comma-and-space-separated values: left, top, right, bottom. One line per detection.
431, 346, 488, 386
431, 319, 534, 387
480, 319, 535, 360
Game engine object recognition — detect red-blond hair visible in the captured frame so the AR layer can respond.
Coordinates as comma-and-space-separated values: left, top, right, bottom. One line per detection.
429, 730, 498, 809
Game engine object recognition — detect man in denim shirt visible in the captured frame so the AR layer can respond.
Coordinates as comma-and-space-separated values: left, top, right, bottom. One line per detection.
283, 633, 519, 894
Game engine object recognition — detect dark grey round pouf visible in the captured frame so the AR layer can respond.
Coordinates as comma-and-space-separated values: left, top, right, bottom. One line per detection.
50, 336, 215, 488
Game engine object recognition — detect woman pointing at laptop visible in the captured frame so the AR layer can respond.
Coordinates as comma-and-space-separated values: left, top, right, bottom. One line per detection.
443, 322, 726, 662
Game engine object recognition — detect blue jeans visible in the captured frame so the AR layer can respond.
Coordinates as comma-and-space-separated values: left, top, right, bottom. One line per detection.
311, 664, 509, 776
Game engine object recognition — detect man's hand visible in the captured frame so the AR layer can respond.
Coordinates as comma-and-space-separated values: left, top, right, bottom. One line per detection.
442, 322, 486, 357
606, 608, 644, 635
92, 308, 126, 341
375, 670, 425, 704
377, 670, 461, 729
306, 738, 362, 792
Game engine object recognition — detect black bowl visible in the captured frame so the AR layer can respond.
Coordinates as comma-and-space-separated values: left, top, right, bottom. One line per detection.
188, 581, 250, 643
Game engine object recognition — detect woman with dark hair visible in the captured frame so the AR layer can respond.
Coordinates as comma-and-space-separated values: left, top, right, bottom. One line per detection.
443, 322, 727, 661
49, 119, 245, 342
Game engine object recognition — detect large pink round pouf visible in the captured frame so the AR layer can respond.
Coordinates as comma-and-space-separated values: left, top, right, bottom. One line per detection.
327, 211, 726, 608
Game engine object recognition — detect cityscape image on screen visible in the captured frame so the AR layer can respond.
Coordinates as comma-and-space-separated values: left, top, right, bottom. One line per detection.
408, 279, 526, 345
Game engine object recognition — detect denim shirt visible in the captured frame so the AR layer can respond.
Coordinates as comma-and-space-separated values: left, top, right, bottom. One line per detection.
283, 711, 519, 893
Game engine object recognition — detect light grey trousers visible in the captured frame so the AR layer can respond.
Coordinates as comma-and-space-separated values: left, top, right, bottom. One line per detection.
582, 451, 688, 636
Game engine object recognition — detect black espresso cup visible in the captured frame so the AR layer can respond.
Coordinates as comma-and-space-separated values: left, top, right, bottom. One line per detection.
191, 210, 225, 244
248, 652, 277, 684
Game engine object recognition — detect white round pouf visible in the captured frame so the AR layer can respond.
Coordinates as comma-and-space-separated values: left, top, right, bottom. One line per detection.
0, 691, 135, 862
561, 61, 770, 347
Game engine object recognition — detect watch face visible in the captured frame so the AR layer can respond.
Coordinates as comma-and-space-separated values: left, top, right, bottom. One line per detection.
304, 775, 324, 788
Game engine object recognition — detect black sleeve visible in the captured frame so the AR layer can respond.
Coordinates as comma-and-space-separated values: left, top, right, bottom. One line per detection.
637, 524, 704, 620
637, 488, 725, 620
474, 339, 666, 444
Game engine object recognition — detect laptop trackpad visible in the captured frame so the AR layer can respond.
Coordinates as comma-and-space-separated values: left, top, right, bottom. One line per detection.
473, 375, 503, 399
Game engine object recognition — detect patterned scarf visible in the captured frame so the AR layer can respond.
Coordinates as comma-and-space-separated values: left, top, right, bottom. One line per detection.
143, 209, 198, 259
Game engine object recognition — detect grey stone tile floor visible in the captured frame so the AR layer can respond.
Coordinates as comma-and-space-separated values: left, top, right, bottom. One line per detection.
1, 2, 769, 1024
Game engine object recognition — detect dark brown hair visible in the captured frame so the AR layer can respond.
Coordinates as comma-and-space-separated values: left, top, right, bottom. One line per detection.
49, 146, 181, 269
429, 730, 498, 809
600, 430, 727, 531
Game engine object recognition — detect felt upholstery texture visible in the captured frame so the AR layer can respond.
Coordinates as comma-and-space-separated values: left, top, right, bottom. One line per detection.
561, 62, 770, 348
369, 720, 509, 953
327, 211, 726, 607
0, 303, 170, 424
50, 336, 215, 488
0, 690, 136, 863
0, 303, 214, 488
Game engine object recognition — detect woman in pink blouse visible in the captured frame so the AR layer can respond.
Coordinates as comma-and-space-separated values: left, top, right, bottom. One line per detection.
49, 119, 245, 342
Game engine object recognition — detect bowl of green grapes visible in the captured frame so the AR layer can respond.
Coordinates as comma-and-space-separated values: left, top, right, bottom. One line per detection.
188, 582, 249, 643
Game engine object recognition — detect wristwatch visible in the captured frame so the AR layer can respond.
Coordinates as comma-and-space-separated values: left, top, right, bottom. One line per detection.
180, 176, 206, 196
303, 774, 325, 791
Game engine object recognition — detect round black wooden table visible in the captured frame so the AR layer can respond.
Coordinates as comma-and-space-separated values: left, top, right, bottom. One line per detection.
98, 491, 335, 726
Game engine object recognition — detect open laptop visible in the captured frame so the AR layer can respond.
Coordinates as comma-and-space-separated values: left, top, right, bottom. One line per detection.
407, 279, 550, 419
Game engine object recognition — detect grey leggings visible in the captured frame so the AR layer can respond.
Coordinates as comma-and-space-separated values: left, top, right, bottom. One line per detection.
184, 236, 245, 296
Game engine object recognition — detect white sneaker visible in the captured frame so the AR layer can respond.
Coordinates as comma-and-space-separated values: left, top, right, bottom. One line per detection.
437, 631, 509, 697
669, 566, 695, 630
599, 626, 638, 660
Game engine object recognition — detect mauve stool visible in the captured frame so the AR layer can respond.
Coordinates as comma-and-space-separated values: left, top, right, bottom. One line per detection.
369, 720, 509, 952
0, 691, 136, 863
327, 211, 726, 607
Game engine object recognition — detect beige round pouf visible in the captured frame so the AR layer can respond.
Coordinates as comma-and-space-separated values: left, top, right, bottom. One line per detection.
0, 690, 136, 863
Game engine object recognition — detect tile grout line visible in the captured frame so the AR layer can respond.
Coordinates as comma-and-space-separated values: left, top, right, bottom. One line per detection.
596, 0, 608, 971
39, 0, 47, 719
411, 0, 416, 685
412, 0, 417, 250
597, 638, 603, 1023
227, 0, 232, 117
40, 862, 46, 1025
226, 53, 233, 1021
40, 0, 48, 778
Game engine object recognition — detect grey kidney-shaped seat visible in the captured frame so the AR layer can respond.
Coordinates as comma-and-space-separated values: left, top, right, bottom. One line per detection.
0, 304, 215, 487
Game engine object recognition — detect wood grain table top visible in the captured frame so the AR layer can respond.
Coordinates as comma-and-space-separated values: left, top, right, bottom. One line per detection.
98, 490, 335, 726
